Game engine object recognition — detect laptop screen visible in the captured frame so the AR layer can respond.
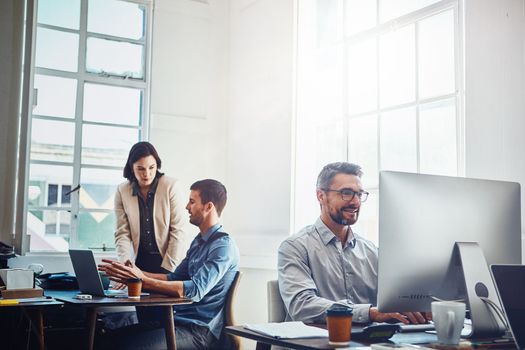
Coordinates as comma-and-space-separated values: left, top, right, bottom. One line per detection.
491, 264, 525, 349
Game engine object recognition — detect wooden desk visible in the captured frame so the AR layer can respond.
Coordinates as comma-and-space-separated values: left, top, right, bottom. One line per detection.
0, 298, 64, 350
225, 325, 440, 350
46, 290, 192, 350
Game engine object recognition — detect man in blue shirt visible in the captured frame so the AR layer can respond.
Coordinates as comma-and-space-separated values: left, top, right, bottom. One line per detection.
100, 179, 240, 350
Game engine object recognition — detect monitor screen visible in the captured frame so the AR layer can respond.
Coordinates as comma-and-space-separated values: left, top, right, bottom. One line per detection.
377, 171, 521, 313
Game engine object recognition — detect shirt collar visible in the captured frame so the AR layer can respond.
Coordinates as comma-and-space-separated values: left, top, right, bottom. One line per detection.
131, 173, 162, 197
199, 223, 223, 243
314, 217, 357, 248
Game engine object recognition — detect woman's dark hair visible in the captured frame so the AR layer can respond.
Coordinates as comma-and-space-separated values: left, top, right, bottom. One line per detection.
123, 142, 162, 182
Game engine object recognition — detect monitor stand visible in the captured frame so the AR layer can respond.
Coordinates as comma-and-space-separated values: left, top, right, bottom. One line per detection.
455, 242, 506, 338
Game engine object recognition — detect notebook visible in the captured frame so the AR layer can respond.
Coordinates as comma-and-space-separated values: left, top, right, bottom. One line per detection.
490, 264, 525, 350
69, 249, 127, 297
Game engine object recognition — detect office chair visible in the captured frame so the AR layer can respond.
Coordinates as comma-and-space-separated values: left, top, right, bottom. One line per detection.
222, 271, 243, 350
267, 280, 287, 322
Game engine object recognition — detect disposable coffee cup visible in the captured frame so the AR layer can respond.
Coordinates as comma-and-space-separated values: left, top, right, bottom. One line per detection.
127, 278, 142, 298
326, 305, 353, 347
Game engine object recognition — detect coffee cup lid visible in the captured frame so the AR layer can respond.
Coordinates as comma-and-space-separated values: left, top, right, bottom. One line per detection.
127, 277, 142, 283
326, 304, 353, 316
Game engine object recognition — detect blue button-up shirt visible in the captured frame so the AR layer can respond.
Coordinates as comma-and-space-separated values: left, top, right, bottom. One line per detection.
167, 224, 239, 338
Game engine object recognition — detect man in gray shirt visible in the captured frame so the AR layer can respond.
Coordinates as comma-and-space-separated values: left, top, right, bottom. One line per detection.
278, 162, 427, 325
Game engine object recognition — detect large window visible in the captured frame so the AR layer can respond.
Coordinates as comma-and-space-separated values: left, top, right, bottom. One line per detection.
294, 0, 462, 243
25, 0, 151, 252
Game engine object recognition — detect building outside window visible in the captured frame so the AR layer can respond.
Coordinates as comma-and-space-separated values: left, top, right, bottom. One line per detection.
294, 0, 462, 243
24, 0, 152, 252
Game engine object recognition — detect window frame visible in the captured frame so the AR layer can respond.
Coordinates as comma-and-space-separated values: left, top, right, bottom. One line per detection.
16, 0, 154, 254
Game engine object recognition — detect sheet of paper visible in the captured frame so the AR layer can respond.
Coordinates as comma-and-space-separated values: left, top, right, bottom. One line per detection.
244, 321, 328, 339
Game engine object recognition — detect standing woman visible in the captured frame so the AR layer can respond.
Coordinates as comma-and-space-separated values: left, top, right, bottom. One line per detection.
115, 141, 187, 274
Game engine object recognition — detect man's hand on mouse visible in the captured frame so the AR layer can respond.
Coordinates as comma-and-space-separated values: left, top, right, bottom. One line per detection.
369, 307, 432, 324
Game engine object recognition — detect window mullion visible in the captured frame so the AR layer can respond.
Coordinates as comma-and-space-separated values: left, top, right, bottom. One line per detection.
69, 0, 89, 249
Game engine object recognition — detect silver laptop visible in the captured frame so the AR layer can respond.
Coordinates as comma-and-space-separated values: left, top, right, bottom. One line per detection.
491, 264, 525, 350
69, 249, 126, 297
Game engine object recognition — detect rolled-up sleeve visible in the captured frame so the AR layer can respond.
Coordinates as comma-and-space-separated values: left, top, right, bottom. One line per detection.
177, 238, 235, 302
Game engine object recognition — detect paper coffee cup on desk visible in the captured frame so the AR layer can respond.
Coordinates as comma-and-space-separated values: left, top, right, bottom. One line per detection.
431, 301, 466, 345
326, 304, 353, 347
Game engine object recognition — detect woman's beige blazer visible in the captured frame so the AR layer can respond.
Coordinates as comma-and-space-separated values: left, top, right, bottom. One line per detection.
114, 176, 188, 272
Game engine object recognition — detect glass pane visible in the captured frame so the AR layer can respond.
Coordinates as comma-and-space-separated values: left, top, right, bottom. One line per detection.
380, 107, 417, 172
348, 38, 377, 114
379, 24, 415, 108
418, 10, 455, 99
30, 119, 75, 162
345, 0, 377, 36
348, 115, 379, 187
28, 164, 73, 207
82, 124, 138, 167
37, 0, 80, 30
315, 122, 345, 170
380, 0, 440, 23
353, 188, 378, 245
83, 83, 142, 125
35, 28, 79, 72
317, 0, 343, 46
88, 0, 145, 40
419, 99, 457, 176
28, 210, 70, 252
86, 37, 143, 79
33, 75, 77, 119
80, 168, 123, 210
77, 211, 116, 251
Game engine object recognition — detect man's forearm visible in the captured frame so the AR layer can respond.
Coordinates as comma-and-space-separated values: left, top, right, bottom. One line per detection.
142, 274, 184, 297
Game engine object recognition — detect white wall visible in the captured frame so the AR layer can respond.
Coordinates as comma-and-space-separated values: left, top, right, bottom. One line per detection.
463, 0, 525, 256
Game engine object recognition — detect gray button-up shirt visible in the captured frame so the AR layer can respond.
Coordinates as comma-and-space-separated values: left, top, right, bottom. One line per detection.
278, 217, 378, 324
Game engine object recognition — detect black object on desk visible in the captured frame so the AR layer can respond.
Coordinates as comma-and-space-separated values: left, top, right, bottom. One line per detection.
353, 323, 401, 342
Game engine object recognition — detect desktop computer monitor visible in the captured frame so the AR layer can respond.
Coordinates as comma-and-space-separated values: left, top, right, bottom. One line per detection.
377, 171, 521, 338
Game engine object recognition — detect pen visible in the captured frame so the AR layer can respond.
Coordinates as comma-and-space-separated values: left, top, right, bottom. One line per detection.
0, 299, 19, 305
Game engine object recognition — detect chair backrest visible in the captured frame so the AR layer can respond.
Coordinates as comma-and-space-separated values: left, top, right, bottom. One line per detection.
267, 279, 287, 322
223, 271, 242, 350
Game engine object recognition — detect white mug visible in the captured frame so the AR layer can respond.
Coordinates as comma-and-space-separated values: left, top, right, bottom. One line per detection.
431, 301, 466, 345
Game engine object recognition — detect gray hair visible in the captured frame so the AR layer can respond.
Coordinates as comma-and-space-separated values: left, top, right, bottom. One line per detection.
316, 162, 363, 190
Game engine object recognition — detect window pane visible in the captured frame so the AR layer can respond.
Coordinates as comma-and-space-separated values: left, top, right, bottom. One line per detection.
317, 0, 343, 46
31, 119, 75, 162
379, 24, 415, 108
380, 0, 440, 23
353, 188, 378, 245
345, 0, 376, 36
315, 122, 345, 170
28, 210, 70, 252
37, 0, 80, 30
82, 125, 138, 167
348, 115, 378, 187
88, 0, 145, 40
83, 83, 142, 125
86, 38, 143, 79
33, 75, 77, 119
380, 107, 417, 172
348, 38, 377, 114
28, 164, 73, 207
80, 168, 122, 210
77, 211, 116, 250
419, 99, 457, 176
35, 28, 79, 72
418, 10, 455, 99
48, 184, 58, 206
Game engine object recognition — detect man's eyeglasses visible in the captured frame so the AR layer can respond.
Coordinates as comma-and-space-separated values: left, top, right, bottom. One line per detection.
322, 188, 369, 202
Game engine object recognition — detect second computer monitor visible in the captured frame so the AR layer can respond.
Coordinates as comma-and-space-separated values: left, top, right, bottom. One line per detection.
377, 171, 521, 313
